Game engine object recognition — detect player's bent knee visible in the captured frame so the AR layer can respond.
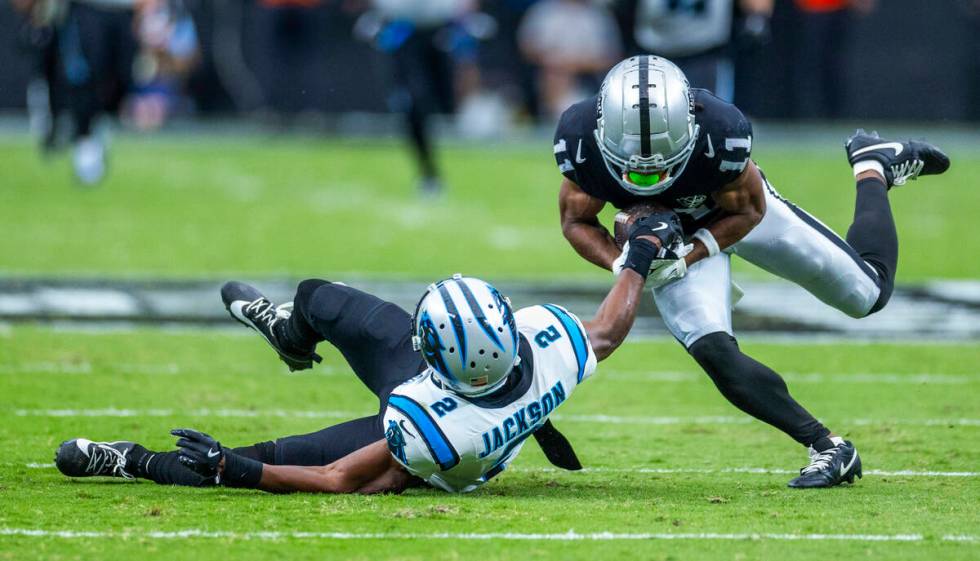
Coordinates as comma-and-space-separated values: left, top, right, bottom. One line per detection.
687, 332, 741, 376
295, 278, 332, 306
865, 280, 894, 316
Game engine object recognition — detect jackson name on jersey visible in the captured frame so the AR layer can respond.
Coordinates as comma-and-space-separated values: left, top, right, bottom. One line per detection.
382, 304, 598, 493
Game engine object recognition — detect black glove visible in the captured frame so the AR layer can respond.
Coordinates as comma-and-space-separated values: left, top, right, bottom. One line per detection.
623, 211, 684, 279
172, 428, 264, 488
628, 211, 684, 258
172, 428, 224, 478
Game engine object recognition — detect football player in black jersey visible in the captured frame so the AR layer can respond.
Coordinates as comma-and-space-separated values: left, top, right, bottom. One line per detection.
553, 55, 950, 488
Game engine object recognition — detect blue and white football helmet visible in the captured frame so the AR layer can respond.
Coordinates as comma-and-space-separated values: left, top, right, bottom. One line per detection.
411, 275, 520, 397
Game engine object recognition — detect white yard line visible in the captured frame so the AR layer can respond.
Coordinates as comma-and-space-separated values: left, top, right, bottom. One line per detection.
1, 527, 974, 543
517, 467, 980, 478
9, 408, 980, 427
1, 362, 974, 384
602, 371, 976, 385
11, 408, 362, 418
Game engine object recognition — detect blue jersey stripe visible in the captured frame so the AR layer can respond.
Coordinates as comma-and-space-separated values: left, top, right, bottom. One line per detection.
388, 395, 460, 470
542, 304, 588, 383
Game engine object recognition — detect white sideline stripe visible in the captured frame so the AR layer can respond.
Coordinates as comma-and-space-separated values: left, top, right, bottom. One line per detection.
518, 467, 980, 478
21, 463, 976, 477
2, 363, 974, 384
2, 528, 974, 543
9, 409, 980, 427
12, 408, 363, 418
603, 371, 977, 385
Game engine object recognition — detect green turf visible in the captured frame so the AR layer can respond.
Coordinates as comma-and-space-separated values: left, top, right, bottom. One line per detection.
1, 134, 977, 280
1, 326, 978, 560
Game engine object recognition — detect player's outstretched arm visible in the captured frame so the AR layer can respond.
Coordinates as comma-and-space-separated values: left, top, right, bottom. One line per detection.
584, 214, 687, 360
583, 268, 646, 361
559, 178, 621, 271
257, 440, 414, 494
173, 429, 415, 495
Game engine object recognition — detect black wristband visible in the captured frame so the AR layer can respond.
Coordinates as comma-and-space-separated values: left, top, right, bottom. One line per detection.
623, 238, 659, 279
221, 451, 264, 488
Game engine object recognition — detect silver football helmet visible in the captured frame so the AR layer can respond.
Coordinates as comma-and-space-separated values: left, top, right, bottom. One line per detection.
594, 55, 700, 196
411, 274, 520, 397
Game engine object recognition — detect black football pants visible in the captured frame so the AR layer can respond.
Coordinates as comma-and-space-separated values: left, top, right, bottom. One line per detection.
132, 281, 424, 486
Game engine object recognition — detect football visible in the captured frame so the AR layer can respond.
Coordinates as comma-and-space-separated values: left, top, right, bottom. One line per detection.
613, 201, 677, 249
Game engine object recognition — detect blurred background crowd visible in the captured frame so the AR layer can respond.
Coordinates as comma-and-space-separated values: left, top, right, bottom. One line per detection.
1, 0, 977, 187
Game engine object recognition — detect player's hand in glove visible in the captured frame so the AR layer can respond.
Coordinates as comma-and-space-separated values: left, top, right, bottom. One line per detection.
620, 211, 691, 287
172, 428, 224, 479
629, 211, 684, 253
171, 428, 265, 488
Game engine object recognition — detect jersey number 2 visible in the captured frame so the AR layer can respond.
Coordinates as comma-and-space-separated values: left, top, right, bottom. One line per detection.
535, 326, 562, 348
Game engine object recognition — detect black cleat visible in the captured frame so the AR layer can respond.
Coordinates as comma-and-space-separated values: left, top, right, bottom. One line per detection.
221, 281, 322, 372
788, 440, 862, 489
55, 439, 136, 479
846, 129, 950, 188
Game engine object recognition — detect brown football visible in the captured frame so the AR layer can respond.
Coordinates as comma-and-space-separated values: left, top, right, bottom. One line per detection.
613, 201, 675, 249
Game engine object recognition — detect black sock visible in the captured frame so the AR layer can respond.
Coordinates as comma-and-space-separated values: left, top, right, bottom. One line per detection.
810, 436, 840, 452
689, 333, 832, 447
128, 445, 215, 487
845, 177, 898, 313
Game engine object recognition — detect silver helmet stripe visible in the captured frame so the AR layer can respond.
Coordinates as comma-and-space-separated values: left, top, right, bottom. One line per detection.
638, 56, 651, 158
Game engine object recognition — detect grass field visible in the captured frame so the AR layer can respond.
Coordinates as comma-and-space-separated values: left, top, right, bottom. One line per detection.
1, 327, 978, 559
1, 130, 978, 560
1, 134, 979, 280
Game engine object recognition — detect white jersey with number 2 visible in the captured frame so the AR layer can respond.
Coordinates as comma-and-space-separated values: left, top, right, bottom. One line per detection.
382, 305, 597, 493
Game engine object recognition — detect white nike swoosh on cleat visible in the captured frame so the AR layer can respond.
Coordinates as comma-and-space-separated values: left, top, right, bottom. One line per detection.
852, 142, 904, 158
75, 439, 93, 457
840, 450, 858, 477
650, 222, 668, 232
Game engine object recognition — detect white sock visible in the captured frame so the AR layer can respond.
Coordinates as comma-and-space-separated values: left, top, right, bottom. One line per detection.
853, 160, 886, 178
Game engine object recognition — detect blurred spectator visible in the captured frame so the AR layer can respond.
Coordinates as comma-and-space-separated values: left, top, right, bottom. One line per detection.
254, 0, 329, 117
12, 0, 66, 153
360, 0, 478, 196
58, 0, 141, 185
488, 0, 544, 121
518, 0, 620, 119
629, 0, 773, 101
962, 0, 980, 121
127, 0, 199, 130
792, 0, 874, 119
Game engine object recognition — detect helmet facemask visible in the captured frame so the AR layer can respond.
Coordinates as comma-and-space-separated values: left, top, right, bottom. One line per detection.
593, 55, 700, 196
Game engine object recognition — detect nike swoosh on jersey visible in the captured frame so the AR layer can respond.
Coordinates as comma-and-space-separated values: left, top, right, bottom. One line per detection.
703, 134, 715, 158
575, 140, 587, 164
852, 142, 904, 157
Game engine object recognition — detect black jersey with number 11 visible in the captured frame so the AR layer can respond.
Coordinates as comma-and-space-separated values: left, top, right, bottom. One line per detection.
553, 88, 753, 233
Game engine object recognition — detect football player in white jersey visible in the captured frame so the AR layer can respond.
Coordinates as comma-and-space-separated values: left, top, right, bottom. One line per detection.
54, 222, 673, 494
